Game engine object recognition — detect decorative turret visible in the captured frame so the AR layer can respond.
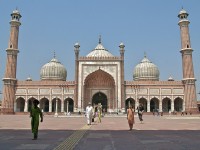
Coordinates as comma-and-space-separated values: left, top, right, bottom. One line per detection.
119, 42, 125, 58
74, 42, 80, 58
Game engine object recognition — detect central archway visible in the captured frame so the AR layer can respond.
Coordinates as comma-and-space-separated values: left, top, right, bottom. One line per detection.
84, 69, 115, 112
92, 92, 107, 112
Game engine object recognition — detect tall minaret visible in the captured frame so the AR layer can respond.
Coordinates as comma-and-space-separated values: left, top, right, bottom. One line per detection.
119, 43, 125, 110
178, 9, 197, 111
2, 9, 22, 114
74, 42, 80, 111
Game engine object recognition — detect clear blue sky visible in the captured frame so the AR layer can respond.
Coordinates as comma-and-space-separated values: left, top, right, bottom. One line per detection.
0, 1, 200, 99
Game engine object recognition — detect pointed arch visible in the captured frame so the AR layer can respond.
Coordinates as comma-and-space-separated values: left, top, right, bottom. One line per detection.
150, 97, 159, 112
174, 97, 183, 112
27, 97, 38, 112
139, 98, 147, 112
52, 98, 61, 112
40, 97, 49, 112
84, 69, 115, 86
162, 97, 171, 112
64, 98, 74, 112
92, 92, 107, 112
84, 69, 115, 110
16, 97, 25, 112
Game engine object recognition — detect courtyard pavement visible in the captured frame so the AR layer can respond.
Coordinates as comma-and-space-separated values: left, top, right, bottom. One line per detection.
0, 114, 200, 150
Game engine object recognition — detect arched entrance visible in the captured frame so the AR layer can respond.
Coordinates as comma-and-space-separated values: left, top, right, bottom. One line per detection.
139, 98, 147, 112
40, 98, 49, 112
64, 98, 74, 112
84, 69, 115, 112
52, 98, 61, 112
92, 92, 107, 112
16, 97, 25, 112
174, 97, 183, 112
28, 97, 38, 112
150, 98, 159, 112
162, 98, 171, 112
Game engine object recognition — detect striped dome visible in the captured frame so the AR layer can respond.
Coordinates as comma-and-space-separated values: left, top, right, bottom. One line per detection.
86, 37, 114, 57
40, 58, 67, 81
133, 55, 159, 81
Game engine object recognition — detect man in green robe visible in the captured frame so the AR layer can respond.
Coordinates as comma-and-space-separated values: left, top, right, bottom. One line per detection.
30, 100, 43, 140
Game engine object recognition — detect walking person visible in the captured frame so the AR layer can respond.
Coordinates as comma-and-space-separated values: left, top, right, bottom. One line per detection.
137, 103, 144, 123
97, 104, 102, 123
30, 100, 43, 140
127, 105, 135, 130
85, 102, 93, 125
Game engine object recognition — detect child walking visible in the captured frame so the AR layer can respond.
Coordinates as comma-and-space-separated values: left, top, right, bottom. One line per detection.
30, 100, 43, 140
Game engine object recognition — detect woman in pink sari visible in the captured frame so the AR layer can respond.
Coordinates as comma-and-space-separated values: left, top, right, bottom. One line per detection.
127, 105, 135, 130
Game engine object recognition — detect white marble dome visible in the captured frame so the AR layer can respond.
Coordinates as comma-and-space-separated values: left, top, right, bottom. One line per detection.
86, 41, 114, 57
40, 58, 67, 81
133, 55, 159, 81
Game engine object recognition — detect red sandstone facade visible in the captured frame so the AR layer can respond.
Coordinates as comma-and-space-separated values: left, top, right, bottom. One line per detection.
1, 9, 198, 115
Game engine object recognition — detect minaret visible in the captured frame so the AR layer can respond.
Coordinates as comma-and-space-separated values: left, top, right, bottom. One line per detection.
178, 9, 197, 111
119, 43, 125, 111
74, 42, 80, 111
2, 9, 22, 114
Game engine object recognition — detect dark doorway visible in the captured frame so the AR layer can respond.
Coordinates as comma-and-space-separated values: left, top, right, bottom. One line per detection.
92, 92, 107, 112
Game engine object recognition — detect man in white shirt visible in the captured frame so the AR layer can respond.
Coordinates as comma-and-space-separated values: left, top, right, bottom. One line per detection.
86, 102, 93, 125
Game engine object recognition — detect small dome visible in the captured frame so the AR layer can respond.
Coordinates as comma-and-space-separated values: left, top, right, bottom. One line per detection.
178, 9, 189, 18
133, 55, 159, 81
40, 58, 67, 81
26, 76, 32, 81
179, 9, 187, 15
12, 9, 20, 14
74, 42, 80, 49
168, 76, 174, 81
11, 9, 21, 18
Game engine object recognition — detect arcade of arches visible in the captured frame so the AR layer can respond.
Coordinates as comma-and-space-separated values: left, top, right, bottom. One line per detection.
15, 97, 74, 113
125, 97, 183, 112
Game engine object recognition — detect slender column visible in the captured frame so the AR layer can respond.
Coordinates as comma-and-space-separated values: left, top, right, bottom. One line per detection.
159, 100, 162, 112
24, 101, 28, 112
61, 100, 64, 112
54, 99, 58, 117
171, 100, 174, 112
67, 101, 69, 113
147, 100, 150, 112
49, 101, 52, 112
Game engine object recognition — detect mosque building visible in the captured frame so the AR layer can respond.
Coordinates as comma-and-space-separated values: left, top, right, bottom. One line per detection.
1, 9, 198, 114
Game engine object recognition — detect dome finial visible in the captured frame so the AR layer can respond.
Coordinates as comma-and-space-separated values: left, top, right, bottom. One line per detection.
53, 51, 56, 58
144, 52, 147, 58
99, 35, 101, 44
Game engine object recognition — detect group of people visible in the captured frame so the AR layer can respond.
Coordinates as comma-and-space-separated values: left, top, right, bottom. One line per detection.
29, 100, 144, 140
86, 101, 145, 131
85, 102, 102, 125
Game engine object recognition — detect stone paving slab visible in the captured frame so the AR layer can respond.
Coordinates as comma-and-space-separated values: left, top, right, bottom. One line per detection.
0, 114, 200, 150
